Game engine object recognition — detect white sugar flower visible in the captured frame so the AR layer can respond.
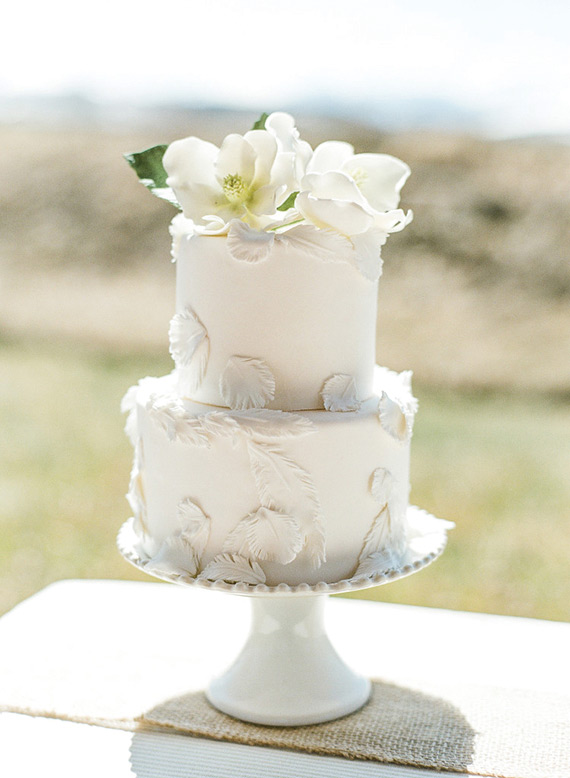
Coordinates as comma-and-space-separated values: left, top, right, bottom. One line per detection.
163, 127, 293, 233
295, 142, 413, 278
297, 171, 375, 235
307, 141, 411, 211
265, 112, 313, 191
127, 113, 413, 268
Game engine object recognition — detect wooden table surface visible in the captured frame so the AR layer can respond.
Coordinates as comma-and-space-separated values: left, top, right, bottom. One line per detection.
1, 580, 568, 778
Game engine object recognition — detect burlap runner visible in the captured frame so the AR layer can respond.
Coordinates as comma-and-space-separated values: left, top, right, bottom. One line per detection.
2, 582, 569, 778
142, 679, 570, 778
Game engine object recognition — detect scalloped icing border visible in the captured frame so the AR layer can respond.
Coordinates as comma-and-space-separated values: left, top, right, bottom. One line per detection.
117, 506, 453, 597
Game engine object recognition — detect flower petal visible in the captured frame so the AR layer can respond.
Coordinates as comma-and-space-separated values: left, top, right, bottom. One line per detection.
244, 130, 277, 188
372, 208, 414, 233
308, 141, 354, 173
296, 191, 373, 236
264, 112, 299, 152
269, 151, 298, 199
248, 182, 280, 215
265, 112, 312, 180
172, 182, 226, 223
342, 153, 410, 211
163, 136, 219, 187
193, 215, 230, 235
215, 133, 256, 186
302, 170, 368, 207
163, 137, 221, 220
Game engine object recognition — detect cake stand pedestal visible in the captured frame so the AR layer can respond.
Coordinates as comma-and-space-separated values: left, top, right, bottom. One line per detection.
118, 507, 452, 726
207, 593, 370, 725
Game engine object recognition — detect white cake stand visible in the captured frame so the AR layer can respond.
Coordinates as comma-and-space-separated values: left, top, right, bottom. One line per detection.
118, 508, 452, 726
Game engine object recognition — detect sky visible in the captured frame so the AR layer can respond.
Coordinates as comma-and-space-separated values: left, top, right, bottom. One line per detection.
3, 0, 570, 137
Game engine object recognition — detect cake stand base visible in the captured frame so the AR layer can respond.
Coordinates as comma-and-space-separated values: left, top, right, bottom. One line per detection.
206, 593, 370, 726
117, 507, 453, 726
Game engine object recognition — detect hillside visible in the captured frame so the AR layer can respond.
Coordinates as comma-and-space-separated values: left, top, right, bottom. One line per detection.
1, 114, 569, 393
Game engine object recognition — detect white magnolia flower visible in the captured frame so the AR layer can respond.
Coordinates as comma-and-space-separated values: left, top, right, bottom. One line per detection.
297, 171, 375, 235
163, 126, 293, 233
265, 112, 313, 192
307, 141, 411, 211
151, 113, 413, 268
295, 142, 413, 274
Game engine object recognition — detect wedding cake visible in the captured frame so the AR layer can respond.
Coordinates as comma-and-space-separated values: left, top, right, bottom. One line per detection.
120, 112, 451, 589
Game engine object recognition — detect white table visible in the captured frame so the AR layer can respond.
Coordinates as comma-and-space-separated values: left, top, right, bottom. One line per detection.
1, 580, 568, 778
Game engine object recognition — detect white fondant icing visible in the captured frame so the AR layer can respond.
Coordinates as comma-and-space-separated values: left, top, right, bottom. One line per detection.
220, 356, 276, 410
136, 497, 212, 579
146, 393, 211, 446
121, 385, 139, 446
169, 213, 194, 262
199, 553, 266, 585
126, 440, 147, 540
246, 439, 325, 566
354, 548, 401, 578
226, 220, 275, 263
370, 467, 394, 504
275, 224, 355, 266
376, 367, 418, 443
119, 507, 452, 592
351, 229, 385, 281
304, 524, 327, 570
358, 504, 402, 564
406, 508, 455, 558
379, 391, 409, 442
177, 498, 211, 559
355, 463, 408, 578
121, 122, 443, 589
129, 372, 411, 586
224, 506, 303, 565
321, 373, 362, 412
175, 233, 378, 410
146, 534, 201, 578
225, 221, 360, 270
223, 408, 315, 441
169, 307, 210, 394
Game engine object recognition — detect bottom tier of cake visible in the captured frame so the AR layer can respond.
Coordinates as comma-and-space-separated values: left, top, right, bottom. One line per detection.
122, 368, 430, 587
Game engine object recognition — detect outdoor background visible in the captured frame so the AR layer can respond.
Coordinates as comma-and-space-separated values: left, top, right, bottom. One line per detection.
1, 0, 569, 620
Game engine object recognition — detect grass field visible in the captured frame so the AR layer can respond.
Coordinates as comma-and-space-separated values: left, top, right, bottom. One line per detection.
2, 337, 568, 621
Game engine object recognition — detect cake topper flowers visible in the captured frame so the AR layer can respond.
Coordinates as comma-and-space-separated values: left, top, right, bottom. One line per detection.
125, 112, 412, 280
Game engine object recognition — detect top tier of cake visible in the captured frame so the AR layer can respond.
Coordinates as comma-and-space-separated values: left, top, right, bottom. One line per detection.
171, 230, 378, 411
125, 111, 413, 413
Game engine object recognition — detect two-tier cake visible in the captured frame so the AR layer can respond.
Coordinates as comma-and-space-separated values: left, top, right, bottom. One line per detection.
120, 112, 451, 590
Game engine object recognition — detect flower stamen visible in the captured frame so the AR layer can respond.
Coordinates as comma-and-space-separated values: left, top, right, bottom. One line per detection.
223, 173, 249, 204
350, 167, 368, 188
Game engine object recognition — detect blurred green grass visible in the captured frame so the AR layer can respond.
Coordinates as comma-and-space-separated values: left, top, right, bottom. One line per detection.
1, 337, 569, 620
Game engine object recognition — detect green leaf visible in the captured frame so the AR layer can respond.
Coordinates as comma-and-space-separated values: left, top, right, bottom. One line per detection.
251, 112, 269, 131
276, 191, 299, 212
123, 145, 179, 207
